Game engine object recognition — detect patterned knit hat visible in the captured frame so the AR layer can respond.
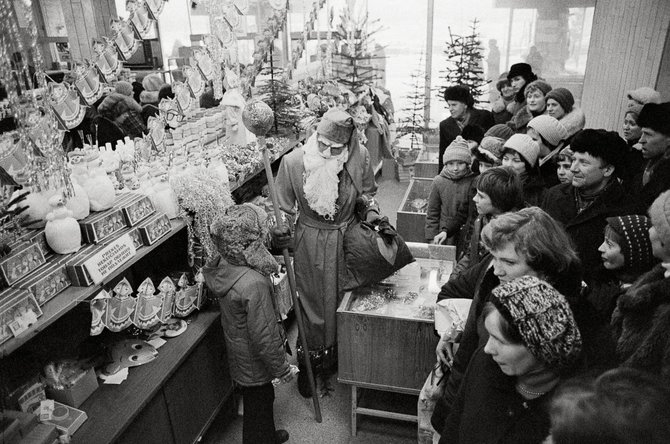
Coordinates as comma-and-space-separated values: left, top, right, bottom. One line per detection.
606, 215, 657, 272
528, 115, 568, 148
210, 203, 278, 276
627, 87, 662, 106
491, 276, 582, 370
504, 134, 540, 167
484, 124, 514, 141
545, 88, 575, 113
478, 136, 505, 165
648, 190, 670, 244
443, 136, 471, 165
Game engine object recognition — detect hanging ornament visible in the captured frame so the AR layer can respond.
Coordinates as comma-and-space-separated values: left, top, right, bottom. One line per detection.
127, 0, 156, 38
91, 37, 123, 82
110, 17, 142, 61
183, 65, 204, 99
192, 48, 214, 81
47, 82, 86, 130
72, 60, 104, 106
133, 278, 162, 329
172, 81, 193, 113
158, 97, 184, 129
144, 0, 167, 18
106, 278, 136, 332
147, 116, 166, 152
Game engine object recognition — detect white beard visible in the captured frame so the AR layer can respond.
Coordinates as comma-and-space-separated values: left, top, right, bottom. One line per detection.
302, 134, 348, 220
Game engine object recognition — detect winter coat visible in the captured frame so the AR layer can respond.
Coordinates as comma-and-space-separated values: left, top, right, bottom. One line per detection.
491, 97, 513, 124
630, 153, 670, 214
424, 169, 476, 242
611, 265, 670, 380
203, 256, 289, 386
507, 105, 534, 133
440, 348, 554, 444
541, 181, 629, 281
439, 108, 495, 171
522, 174, 546, 207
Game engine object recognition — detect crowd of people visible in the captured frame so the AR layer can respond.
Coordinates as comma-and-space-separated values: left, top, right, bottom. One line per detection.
425, 62, 670, 443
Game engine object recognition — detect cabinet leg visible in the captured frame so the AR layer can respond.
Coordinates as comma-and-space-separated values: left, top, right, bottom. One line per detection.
351, 386, 357, 436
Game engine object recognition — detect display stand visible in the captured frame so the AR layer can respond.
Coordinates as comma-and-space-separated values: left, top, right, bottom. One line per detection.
337, 243, 455, 435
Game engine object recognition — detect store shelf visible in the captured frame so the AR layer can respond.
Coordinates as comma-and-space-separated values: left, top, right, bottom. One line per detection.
0, 219, 187, 358
72, 309, 228, 444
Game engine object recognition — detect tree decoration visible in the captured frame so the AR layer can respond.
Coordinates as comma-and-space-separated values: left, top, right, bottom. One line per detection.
439, 19, 488, 104
256, 65, 305, 137
396, 52, 429, 152
288, 0, 328, 73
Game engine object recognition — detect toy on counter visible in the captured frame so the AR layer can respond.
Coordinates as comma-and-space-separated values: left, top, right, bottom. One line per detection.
44, 194, 82, 255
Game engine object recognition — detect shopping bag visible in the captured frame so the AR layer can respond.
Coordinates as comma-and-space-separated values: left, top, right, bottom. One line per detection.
342, 216, 414, 291
418, 362, 448, 444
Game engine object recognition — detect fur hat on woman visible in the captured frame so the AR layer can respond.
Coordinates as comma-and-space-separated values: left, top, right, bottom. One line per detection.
114, 81, 133, 97
210, 203, 278, 277
140, 74, 166, 104
491, 275, 582, 371
525, 80, 552, 98
546, 88, 575, 114
606, 215, 657, 272
97, 93, 142, 120
627, 87, 662, 106
507, 63, 536, 82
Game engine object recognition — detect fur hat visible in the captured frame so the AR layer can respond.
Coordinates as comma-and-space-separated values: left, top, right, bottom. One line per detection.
606, 215, 657, 272
443, 137, 471, 165
571, 129, 629, 177
528, 115, 568, 148
140, 74, 166, 104
491, 276, 582, 371
210, 203, 278, 277
637, 102, 670, 136
478, 136, 505, 165
649, 190, 670, 244
484, 124, 514, 141
625, 103, 644, 119
115, 81, 133, 97
546, 87, 575, 113
504, 133, 540, 167
627, 87, 662, 106
496, 72, 511, 92
317, 108, 354, 145
97, 93, 142, 120
444, 85, 474, 108
507, 63, 535, 81
525, 79, 552, 97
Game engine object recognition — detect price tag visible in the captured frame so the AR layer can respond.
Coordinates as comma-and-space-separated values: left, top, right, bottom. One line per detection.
8, 308, 38, 337
84, 235, 136, 284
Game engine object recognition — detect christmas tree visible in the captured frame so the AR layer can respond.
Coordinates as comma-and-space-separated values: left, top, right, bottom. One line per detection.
255, 47, 305, 137
439, 19, 488, 104
332, 9, 382, 94
396, 52, 428, 152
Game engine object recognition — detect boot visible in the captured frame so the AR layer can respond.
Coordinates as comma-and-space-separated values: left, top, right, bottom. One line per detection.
297, 363, 312, 398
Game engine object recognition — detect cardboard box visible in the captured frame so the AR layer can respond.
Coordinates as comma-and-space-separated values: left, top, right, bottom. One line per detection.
105, 226, 144, 251
40, 401, 87, 436
0, 242, 46, 286
64, 244, 99, 287
113, 193, 156, 227
78, 208, 128, 244
19, 423, 58, 444
0, 289, 42, 344
8, 230, 50, 258
13, 261, 71, 306
137, 213, 172, 246
45, 368, 98, 408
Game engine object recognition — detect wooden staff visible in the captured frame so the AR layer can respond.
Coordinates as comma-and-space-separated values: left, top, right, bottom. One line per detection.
261, 137, 322, 423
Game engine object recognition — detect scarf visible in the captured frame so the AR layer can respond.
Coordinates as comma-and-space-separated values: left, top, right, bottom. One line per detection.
440, 168, 470, 181
303, 133, 348, 220
574, 179, 612, 214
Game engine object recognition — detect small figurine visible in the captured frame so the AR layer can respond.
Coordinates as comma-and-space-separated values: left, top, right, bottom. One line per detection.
157, 277, 176, 322
221, 89, 256, 146
45, 194, 82, 254
133, 278, 162, 329
106, 278, 136, 332
80, 151, 116, 211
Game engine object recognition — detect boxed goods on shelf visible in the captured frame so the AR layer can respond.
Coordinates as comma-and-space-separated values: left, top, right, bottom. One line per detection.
14, 261, 71, 306
112, 193, 156, 227
79, 208, 127, 244
0, 242, 46, 287
137, 213, 172, 246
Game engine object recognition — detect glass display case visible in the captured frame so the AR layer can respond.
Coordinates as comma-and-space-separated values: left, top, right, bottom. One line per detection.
396, 177, 433, 243
337, 243, 454, 394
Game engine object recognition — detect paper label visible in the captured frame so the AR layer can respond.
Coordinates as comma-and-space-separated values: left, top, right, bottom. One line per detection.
40, 399, 54, 421
84, 235, 137, 284
8, 309, 38, 337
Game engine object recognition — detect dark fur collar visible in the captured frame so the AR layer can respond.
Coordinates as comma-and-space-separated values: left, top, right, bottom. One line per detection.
617, 264, 670, 312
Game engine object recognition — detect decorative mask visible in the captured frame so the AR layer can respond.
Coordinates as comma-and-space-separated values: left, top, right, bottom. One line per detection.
158, 97, 183, 129
105, 278, 136, 332
105, 339, 158, 375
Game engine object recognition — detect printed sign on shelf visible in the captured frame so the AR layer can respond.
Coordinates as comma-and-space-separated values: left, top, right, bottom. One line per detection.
83, 235, 136, 284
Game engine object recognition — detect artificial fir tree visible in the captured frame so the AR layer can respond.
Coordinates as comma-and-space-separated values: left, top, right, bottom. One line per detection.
396, 52, 428, 152
255, 46, 305, 137
439, 19, 488, 104
332, 9, 382, 94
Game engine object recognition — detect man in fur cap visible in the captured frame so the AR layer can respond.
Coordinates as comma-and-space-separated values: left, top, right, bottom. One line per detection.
274, 108, 378, 397
439, 85, 494, 172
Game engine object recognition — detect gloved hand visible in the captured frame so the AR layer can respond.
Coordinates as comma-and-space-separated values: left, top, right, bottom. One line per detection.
375, 217, 397, 246
271, 225, 293, 251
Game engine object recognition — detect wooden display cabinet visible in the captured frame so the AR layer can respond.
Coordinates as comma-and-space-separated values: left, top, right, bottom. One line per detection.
337, 243, 454, 435
413, 149, 439, 179
396, 177, 433, 243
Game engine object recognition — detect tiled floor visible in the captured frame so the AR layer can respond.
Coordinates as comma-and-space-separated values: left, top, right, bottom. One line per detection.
201, 176, 417, 444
